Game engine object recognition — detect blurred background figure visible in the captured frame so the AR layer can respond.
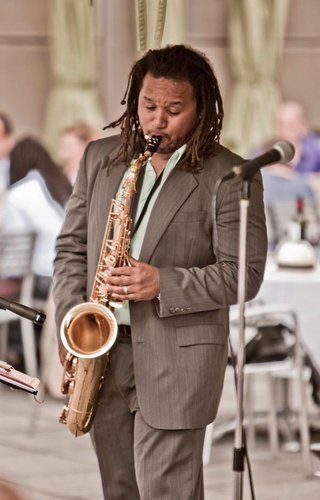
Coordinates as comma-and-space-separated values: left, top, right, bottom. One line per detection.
0, 137, 72, 372
275, 101, 320, 174
262, 159, 320, 248
263, 162, 315, 205
2, 137, 72, 300
257, 101, 320, 248
0, 479, 26, 500
58, 121, 96, 185
0, 112, 14, 192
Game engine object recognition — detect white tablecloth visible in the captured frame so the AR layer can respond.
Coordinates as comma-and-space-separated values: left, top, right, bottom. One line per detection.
257, 261, 320, 367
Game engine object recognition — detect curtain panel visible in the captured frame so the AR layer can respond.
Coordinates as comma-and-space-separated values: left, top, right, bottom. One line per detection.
135, 0, 185, 51
223, 0, 290, 157
44, 0, 104, 156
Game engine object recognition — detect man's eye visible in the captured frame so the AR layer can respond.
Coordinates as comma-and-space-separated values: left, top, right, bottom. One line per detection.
168, 110, 180, 116
146, 106, 156, 111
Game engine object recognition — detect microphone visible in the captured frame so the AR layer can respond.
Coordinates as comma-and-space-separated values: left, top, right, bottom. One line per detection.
224, 141, 295, 180
0, 296, 46, 326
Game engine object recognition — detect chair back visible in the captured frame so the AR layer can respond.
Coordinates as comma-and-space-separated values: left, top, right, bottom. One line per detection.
0, 232, 36, 299
0, 232, 36, 277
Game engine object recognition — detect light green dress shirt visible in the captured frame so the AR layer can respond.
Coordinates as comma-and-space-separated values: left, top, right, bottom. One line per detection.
114, 144, 186, 325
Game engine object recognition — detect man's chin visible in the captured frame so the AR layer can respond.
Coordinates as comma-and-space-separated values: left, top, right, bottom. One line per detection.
156, 139, 183, 155
157, 145, 176, 155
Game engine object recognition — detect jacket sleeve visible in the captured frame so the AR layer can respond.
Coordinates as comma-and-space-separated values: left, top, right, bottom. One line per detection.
52, 146, 89, 332
156, 172, 267, 318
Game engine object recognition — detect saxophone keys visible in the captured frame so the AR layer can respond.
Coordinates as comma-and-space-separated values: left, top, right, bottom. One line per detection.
108, 299, 123, 309
67, 380, 75, 395
59, 405, 69, 424
65, 353, 77, 372
98, 375, 105, 391
61, 376, 75, 395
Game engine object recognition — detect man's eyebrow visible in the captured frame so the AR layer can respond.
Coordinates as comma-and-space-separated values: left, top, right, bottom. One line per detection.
143, 96, 182, 106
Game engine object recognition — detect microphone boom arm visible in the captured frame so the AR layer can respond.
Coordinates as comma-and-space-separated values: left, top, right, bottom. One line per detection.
0, 296, 46, 326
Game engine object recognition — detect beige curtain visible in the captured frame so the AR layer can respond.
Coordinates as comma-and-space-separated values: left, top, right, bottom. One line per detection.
44, 0, 104, 155
223, 0, 290, 157
135, 0, 185, 52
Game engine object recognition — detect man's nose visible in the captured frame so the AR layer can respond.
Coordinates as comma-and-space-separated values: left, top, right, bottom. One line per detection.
153, 109, 167, 129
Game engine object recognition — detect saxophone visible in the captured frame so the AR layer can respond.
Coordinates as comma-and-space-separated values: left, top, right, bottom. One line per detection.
59, 135, 161, 437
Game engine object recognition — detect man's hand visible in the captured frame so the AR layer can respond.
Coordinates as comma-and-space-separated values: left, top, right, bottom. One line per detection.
104, 257, 160, 302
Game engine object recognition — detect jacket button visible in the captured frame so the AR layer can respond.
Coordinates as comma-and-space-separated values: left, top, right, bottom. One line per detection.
169, 307, 180, 314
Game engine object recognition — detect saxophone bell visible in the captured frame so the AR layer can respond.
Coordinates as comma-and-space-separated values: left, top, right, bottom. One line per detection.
60, 302, 118, 359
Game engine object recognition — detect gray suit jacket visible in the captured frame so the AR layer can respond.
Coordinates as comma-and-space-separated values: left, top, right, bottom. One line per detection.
53, 135, 267, 430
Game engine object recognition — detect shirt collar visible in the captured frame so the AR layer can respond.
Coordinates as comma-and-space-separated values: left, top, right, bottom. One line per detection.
146, 143, 186, 173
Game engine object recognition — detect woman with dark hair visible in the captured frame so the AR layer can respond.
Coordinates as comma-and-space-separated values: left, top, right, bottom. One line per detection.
9, 137, 72, 207
2, 137, 72, 297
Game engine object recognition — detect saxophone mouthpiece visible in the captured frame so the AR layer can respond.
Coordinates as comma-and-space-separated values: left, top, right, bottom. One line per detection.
144, 135, 162, 154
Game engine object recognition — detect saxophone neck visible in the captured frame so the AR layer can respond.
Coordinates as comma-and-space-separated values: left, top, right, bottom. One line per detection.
121, 151, 151, 196
129, 149, 151, 175
130, 135, 162, 172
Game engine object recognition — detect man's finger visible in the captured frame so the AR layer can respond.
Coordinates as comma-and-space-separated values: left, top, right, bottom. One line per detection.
110, 292, 139, 301
128, 256, 140, 266
109, 266, 134, 276
106, 275, 129, 286
107, 284, 131, 295
105, 275, 139, 288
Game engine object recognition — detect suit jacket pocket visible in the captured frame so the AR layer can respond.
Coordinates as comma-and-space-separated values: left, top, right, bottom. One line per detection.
176, 324, 227, 346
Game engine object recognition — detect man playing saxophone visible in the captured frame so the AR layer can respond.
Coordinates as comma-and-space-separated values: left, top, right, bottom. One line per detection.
53, 44, 267, 500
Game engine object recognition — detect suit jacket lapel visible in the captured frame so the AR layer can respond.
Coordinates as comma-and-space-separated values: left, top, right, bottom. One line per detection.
139, 167, 199, 263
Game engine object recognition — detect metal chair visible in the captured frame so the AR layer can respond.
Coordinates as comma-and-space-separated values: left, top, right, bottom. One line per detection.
203, 304, 312, 474
0, 232, 38, 376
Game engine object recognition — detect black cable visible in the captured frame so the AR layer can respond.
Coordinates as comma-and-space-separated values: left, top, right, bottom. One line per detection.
212, 175, 256, 500
131, 169, 164, 237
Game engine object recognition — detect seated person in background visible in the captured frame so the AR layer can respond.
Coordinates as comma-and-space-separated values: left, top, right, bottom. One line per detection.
276, 101, 320, 174
262, 163, 315, 205
262, 162, 320, 247
58, 121, 96, 185
1, 137, 72, 299
258, 102, 320, 246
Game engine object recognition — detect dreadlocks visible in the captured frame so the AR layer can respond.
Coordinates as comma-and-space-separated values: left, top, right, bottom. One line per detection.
105, 44, 224, 172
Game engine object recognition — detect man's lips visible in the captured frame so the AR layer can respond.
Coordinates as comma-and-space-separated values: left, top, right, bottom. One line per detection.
148, 132, 169, 140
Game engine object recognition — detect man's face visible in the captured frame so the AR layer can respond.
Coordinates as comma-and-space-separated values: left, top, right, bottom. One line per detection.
275, 104, 308, 144
0, 120, 13, 159
137, 73, 198, 156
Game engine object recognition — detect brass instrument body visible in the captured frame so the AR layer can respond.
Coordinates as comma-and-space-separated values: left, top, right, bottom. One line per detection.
60, 354, 108, 437
59, 135, 161, 437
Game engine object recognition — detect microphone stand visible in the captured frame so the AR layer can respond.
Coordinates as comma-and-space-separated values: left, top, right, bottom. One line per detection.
233, 179, 250, 500
0, 297, 45, 402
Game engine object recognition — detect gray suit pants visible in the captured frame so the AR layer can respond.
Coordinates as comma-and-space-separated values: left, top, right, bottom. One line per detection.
91, 338, 206, 500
